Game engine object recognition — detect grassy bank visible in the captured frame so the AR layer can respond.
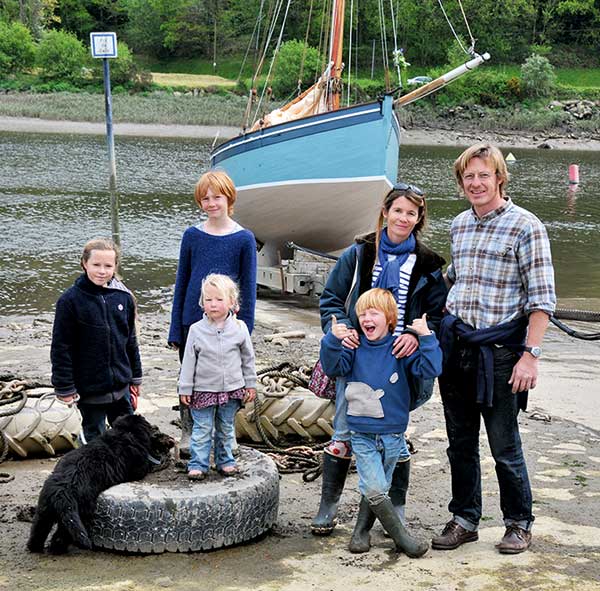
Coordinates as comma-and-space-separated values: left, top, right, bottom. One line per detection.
0, 91, 248, 126
0, 88, 598, 138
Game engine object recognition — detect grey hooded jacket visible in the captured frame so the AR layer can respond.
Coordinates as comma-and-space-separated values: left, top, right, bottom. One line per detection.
178, 313, 257, 395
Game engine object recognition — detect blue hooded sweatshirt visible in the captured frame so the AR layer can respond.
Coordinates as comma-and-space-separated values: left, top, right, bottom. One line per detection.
320, 331, 442, 434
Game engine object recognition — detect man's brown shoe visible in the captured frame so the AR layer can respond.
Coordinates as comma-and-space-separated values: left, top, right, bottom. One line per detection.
496, 525, 532, 554
432, 520, 479, 550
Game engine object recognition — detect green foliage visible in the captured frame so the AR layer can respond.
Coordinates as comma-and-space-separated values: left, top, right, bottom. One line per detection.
352, 78, 387, 101
530, 44, 552, 57
521, 54, 557, 98
506, 77, 523, 100
0, 20, 36, 74
3, 0, 600, 71
271, 40, 321, 99
36, 30, 89, 82
91, 41, 137, 85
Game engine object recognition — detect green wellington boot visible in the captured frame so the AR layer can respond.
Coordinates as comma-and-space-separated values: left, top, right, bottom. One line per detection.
369, 497, 429, 558
310, 452, 351, 536
348, 496, 377, 553
389, 459, 410, 524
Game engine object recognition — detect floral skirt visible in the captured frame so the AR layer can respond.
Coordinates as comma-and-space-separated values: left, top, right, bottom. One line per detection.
189, 388, 246, 410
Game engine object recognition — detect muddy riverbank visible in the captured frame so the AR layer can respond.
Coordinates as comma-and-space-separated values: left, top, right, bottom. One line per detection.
0, 294, 599, 591
2, 115, 600, 152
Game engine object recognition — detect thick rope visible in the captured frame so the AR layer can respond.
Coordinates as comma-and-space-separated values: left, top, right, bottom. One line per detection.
249, 394, 322, 473
550, 316, 600, 341
0, 390, 28, 481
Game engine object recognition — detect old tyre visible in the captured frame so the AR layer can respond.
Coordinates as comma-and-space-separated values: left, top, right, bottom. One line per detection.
236, 388, 334, 442
90, 446, 279, 553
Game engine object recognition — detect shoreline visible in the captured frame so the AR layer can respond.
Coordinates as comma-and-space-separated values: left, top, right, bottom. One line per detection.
2, 115, 600, 151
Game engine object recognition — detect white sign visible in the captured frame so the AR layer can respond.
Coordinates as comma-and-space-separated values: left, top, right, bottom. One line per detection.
90, 32, 118, 58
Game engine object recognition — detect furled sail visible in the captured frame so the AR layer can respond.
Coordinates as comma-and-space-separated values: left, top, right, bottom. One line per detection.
250, 64, 332, 132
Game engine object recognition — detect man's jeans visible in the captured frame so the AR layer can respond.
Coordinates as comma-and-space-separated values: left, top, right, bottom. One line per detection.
439, 345, 534, 530
189, 399, 241, 472
351, 431, 410, 502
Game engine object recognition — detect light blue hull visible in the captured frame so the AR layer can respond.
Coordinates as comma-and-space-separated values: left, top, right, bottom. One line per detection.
210, 96, 400, 255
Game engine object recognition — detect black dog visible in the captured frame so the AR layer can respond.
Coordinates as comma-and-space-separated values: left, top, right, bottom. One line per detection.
27, 414, 174, 554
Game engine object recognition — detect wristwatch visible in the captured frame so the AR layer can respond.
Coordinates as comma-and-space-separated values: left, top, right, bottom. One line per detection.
524, 345, 542, 358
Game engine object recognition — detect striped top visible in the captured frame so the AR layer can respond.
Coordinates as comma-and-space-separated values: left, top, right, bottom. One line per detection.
446, 198, 556, 329
372, 254, 417, 336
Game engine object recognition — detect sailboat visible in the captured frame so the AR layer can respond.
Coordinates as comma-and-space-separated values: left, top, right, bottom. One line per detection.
210, 1, 488, 266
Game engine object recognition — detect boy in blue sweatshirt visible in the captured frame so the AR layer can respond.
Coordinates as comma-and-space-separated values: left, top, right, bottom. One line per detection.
320, 288, 442, 557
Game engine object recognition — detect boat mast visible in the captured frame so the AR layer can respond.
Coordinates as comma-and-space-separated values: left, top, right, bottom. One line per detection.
328, 0, 345, 111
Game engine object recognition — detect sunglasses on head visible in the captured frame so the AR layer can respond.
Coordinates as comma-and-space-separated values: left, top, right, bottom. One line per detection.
392, 182, 424, 196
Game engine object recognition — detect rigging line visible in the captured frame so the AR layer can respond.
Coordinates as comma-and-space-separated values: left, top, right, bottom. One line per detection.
298, 0, 315, 93
253, 0, 293, 126
236, 3, 265, 83
319, 0, 333, 110
388, 0, 401, 88
252, 0, 283, 88
253, 0, 284, 88
456, 0, 477, 54
437, 0, 470, 56
245, 0, 282, 129
346, 0, 354, 106
378, 0, 390, 89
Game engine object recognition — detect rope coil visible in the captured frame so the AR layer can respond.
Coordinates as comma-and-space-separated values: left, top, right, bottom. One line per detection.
250, 362, 327, 475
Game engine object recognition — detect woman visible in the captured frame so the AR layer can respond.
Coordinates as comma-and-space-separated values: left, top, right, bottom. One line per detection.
311, 182, 447, 541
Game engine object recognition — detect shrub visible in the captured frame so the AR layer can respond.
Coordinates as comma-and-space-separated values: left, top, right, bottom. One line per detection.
92, 41, 137, 85
271, 40, 322, 99
521, 54, 556, 98
0, 20, 36, 75
36, 30, 89, 82
353, 78, 387, 101
506, 77, 523, 100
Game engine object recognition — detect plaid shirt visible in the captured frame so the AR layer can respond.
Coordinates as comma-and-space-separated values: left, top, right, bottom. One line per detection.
446, 198, 556, 329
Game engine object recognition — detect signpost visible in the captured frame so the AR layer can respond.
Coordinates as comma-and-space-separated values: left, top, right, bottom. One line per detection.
90, 32, 120, 247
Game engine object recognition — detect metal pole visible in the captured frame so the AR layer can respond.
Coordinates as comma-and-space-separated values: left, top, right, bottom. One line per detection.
371, 39, 375, 79
103, 57, 121, 248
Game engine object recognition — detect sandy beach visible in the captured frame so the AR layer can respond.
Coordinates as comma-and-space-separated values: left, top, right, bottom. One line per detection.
2, 115, 600, 152
0, 294, 599, 591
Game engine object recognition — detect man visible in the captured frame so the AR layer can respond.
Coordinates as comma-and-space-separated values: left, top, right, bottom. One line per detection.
433, 143, 556, 554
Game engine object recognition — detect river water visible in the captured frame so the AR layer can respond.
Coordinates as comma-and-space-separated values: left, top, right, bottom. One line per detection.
1, 132, 600, 315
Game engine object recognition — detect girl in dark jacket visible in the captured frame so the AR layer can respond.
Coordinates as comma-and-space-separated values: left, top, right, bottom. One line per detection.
51, 238, 142, 443
311, 183, 447, 543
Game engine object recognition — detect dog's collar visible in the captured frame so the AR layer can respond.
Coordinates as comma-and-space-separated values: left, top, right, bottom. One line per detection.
147, 453, 162, 465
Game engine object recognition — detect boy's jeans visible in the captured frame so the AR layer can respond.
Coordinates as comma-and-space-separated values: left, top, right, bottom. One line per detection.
189, 399, 241, 472
351, 431, 410, 502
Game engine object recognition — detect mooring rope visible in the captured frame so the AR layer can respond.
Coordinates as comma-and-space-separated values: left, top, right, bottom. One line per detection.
552, 309, 600, 341
249, 362, 325, 474
0, 390, 28, 481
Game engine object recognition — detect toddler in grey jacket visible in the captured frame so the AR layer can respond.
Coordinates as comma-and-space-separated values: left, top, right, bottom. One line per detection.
179, 274, 257, 480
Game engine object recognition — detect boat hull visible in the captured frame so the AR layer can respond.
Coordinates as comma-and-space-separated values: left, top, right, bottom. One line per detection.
210, 96, 400, 258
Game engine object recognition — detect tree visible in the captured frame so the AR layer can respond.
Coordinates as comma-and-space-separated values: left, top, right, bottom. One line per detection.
0, 20, 36, 74
521, 53, 556, 97
271, 39, 321, 98
36, 29, 89, 81
120, 0, 183, 57
91, 40, 136, 84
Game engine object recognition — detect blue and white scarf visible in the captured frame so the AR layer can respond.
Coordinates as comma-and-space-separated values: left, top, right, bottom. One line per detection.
372, 229, 416, 297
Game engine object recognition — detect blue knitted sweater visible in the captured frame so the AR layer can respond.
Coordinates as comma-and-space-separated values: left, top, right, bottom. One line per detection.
168, 226, 257, 344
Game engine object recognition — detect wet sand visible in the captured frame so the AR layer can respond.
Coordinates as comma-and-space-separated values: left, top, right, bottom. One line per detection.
0, 294, 599, 591
2, 115, 600, 152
